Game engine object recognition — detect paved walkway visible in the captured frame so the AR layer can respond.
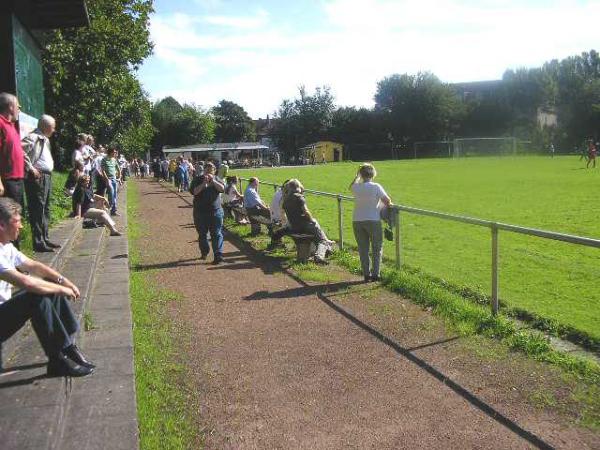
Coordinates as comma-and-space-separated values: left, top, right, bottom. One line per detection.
137, 179, 561, 450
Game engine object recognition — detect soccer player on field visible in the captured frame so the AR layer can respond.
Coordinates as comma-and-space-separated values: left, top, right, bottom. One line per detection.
586, 140, 596, 168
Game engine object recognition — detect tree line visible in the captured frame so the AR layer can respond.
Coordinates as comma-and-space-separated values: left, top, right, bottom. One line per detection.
38, 0, 598, 161
271, 51, 600, 157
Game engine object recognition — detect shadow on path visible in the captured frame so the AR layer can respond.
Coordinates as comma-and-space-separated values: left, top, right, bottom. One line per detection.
133, 257, 200, 271
244, 280, 365, 301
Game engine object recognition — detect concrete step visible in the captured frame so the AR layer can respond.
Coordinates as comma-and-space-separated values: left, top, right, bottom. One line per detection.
0, 185, 134, 450
56, 196, 138, 449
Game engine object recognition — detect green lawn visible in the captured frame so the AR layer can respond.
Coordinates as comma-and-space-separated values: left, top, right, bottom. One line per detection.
232, 156, 600, 343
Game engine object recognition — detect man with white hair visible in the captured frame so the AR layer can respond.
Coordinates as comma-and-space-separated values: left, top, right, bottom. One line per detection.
0, 93, 26, 248
22, 114, 60, 252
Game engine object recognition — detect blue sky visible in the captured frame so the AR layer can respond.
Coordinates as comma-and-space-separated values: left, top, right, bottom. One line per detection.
138, 0, 599, 119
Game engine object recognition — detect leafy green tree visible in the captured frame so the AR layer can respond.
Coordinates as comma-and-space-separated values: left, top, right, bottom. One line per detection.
212, 100, 256, 142
151, 96, 183, 152
151, 98, 215, 149
170, 104, 215, 146
329, 107, 387, 144
272, 86, 336, 155
374, 72, 463, 147
41, 0, 154, 159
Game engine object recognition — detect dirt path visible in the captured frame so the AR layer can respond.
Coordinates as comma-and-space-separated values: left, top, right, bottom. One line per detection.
134, 179, 594, 449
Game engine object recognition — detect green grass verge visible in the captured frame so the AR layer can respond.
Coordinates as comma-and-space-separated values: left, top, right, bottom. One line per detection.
331, 249, 600, 385
231, 157, 600, 347
128, 181, 199, 449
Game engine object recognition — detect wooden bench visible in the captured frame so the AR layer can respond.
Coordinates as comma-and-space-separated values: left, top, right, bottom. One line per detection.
289, 233, 317, 262
223, 203, 245, 220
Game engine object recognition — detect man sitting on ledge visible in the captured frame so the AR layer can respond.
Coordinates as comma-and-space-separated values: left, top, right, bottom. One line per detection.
243, 177, 272, 236
0, 198, 94, 377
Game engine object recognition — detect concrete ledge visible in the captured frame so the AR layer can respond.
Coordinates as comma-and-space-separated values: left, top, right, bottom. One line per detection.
0, 186, 136, 450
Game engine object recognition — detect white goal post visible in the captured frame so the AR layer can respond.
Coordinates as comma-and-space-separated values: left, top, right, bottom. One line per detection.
452, 137, 517, 158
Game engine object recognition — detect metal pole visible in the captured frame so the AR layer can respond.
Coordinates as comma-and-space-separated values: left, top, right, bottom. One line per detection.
337, 196, 344, 250
395, 208, 401, 269
491, 225, 499, 315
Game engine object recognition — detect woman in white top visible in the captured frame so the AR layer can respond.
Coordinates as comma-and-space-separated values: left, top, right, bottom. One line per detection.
350, 163, 391, 282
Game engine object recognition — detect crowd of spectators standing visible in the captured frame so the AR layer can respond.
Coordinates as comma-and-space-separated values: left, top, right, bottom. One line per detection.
0, 92, 104, 378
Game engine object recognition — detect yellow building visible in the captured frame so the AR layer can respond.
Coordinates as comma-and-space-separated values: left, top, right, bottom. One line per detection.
299, 141, 344, 163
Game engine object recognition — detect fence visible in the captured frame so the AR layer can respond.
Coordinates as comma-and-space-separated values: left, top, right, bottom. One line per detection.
238, 178, 600, 316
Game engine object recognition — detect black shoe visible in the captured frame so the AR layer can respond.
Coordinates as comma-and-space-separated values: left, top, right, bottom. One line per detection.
45, 241, 61, 249
370, 275, 381, 282
63, 344, 96, 369
364, 276, 371, 283
212, 256, 224, 265
34, 244, 54, 253
266, 241, 283, 251
314, 256, 329, 265
47, 352, 94, 377
200, 253, 208, 260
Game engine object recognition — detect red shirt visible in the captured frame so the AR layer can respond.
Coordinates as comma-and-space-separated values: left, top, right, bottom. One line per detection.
0, 115, 24, 179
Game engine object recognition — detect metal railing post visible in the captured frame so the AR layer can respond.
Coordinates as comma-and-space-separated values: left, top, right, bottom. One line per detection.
395, 208, 401, 269
491, 224, 499, 315
337, 196, 344, 250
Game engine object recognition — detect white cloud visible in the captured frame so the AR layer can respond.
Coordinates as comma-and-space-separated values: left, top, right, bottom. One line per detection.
141, 1, 600, 118
203, 9, 269, 29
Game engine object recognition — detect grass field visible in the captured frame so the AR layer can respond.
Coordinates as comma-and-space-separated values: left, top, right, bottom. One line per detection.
232, 156, 600, 345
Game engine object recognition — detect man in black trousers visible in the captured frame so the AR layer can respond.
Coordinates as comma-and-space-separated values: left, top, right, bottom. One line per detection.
22, 114, 61, 252
0, 198, 94, 377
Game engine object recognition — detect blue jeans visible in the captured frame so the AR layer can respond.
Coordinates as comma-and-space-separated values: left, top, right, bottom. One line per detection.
108, 178, 118, 213
194, 208, 224, 258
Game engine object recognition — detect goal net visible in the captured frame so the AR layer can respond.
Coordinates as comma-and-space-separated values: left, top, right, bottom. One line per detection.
452, 137, 517, 158
413, 141, 453, 159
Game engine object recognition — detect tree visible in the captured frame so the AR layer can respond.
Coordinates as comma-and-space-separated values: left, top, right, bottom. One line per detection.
272, 86, 336, 155
151, 98, 215, 149
41, 0, 154, 159
151, 96, 183, 152
374, 72, 463, 147
170, 104, 215, 146
212, 100, 256, 142
329, 107, 387, 144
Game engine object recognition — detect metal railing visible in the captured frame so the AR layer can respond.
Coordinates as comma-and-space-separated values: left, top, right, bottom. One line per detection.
238, 177, 600, 315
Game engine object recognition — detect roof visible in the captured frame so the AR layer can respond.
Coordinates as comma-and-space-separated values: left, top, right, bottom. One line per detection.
299, 141, 342, 150
163, 142, 269, 153
6, 0, 89, 30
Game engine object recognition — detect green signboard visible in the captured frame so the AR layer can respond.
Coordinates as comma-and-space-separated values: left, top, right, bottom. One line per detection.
12, 15, 44, 119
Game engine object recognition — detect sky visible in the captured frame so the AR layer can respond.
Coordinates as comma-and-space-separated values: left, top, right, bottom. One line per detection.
137, 0, 600, 119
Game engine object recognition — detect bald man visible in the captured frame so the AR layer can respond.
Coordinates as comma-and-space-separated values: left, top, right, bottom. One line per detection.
0, 93, 26, 249
22, 114, 60, 252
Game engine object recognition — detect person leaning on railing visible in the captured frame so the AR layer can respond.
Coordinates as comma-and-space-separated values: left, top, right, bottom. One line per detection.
349, 163, 392, 282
